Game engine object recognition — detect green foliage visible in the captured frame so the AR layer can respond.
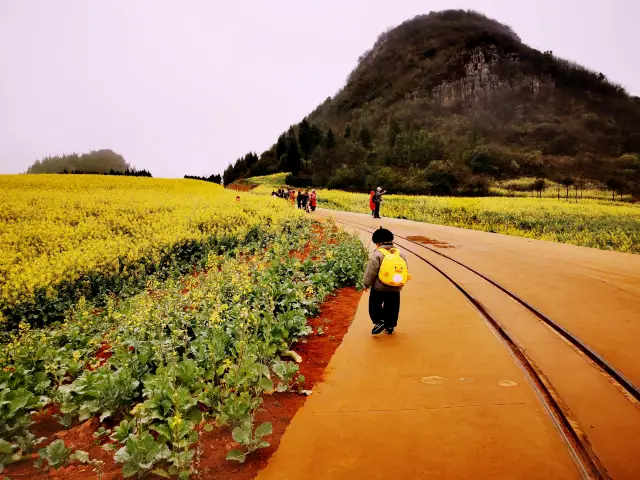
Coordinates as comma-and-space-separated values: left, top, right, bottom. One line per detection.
0, 219, 368, 475
36, 440, 70, 469
34, 439, 90, 470
55, 366, 140, 427
114, 432, 171, 478
27, 149, 130, 174
110, 418, 135, 444
226, 421, 272, 464
298, 118, 312, 159
357, 125, 373, 149
0, 385, 46, 472
271, 361, 302, 392
326, 129, 336, 149
285, 129, 302, 174
184, 174, 222, 184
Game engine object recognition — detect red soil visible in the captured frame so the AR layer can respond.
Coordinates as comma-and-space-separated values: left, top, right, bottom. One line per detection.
226, 183, 256, 192
5, 287, 362, 480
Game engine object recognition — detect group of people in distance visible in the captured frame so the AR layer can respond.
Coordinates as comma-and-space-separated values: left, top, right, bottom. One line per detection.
272, 188, 317, 212
271, 186, 388, 217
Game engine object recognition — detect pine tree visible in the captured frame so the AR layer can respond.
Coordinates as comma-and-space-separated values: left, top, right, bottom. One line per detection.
275, 134, 287, 162
388, 117, 401, 147
298, 118, 312, 159
326, 129, 336, 149
358, 124, 373, 149
285, 130, 302, 174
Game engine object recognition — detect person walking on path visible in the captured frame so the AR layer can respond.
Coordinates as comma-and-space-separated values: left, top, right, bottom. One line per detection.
289, 189, 296, 206
297, 190, 303, 209
362, 228, 409, 335
368, 190, 376, 217
309, 190, 317, 212
373, 187, 387, 219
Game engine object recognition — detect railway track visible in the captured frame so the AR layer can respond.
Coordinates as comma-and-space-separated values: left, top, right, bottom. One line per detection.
327, 215, 640, 480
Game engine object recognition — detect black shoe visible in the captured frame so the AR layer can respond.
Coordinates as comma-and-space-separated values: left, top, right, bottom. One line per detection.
386, 328, 394, 334
372, 323, 386, 335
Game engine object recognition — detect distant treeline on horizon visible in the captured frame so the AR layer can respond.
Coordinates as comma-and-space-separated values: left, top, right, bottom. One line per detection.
58, 168, 153, 177
184, 174, 222, 184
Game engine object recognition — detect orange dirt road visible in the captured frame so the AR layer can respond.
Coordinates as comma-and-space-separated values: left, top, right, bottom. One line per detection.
328, 210, 640, 389
256, 219, 586, 479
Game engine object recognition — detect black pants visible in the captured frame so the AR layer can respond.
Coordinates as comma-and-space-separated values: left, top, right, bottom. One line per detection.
369, 289, 401, 328
374, 203, 380, 218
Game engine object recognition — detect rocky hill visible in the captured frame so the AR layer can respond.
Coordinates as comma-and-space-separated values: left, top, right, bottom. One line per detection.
224, 10, 640, 196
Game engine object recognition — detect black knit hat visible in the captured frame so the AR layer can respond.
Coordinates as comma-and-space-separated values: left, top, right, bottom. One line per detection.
372, 228, 394, 244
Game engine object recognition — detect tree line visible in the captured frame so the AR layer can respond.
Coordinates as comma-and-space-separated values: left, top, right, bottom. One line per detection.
222, 115, 640, 199
184, 174, 222, 184
27, 150, 133, 174
59, 168, 153, 177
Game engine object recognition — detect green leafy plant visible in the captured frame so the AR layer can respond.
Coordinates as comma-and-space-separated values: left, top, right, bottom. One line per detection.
114, 432, 170, 478
0, 385, 46, 472
217, 392, 262, 429
56, 366, 140, 427
110, 418, 135, 444
36, 439, 69, 469
35, 439, 89, 470
93, 426, 111, 444
272, 361, 305, 392
226, 422, 272, 464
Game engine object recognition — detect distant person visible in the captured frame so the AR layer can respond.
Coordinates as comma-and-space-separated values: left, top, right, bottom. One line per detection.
297, 189, 303, 209
289, 189, 296, 206
301, 190, 309, 211
362, 228, 410, 334
309, 190, 317, 212
369, 190, 376, 217
373, 187, 387, 219
236, 196, 241, 202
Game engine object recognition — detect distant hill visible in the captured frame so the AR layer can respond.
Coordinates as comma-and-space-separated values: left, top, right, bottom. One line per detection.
224, 10, 640, 197
27, 149, 131, 174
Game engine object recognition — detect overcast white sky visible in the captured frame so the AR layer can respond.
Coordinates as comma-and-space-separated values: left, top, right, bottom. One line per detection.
1, 1, 638, 178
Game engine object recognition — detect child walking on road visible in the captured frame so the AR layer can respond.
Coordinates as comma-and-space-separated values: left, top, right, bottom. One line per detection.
362, 228, 410, 335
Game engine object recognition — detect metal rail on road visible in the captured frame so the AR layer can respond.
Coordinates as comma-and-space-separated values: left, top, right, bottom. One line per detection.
328, 216, 609, 479
335, 216, 640, 404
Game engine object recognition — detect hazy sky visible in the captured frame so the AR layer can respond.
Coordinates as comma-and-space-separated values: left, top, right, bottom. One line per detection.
1, 1, 638, 178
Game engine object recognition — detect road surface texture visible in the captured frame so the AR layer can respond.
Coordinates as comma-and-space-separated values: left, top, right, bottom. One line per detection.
256, 209, 640, 480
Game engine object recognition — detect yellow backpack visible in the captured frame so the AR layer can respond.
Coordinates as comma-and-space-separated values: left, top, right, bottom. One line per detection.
377, 248, 410, 286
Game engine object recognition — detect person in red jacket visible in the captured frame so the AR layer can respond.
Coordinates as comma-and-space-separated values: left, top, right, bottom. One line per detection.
369, 190, 376, 217
309, 190, 317, 212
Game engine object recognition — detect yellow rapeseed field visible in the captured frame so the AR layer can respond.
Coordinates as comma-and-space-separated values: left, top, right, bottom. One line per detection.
0, 174, 301, 327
